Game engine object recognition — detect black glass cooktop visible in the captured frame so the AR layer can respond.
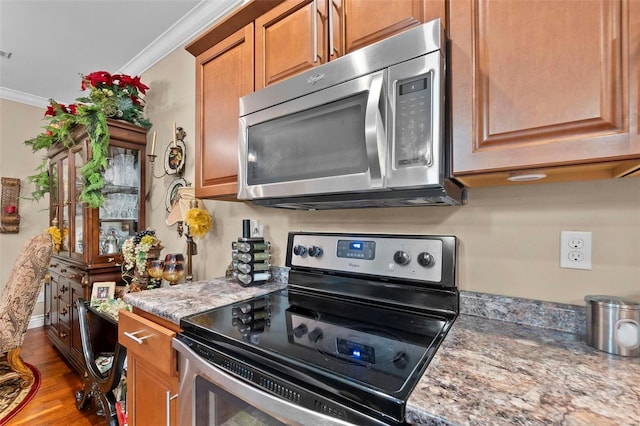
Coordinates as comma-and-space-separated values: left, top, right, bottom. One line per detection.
179, 287, 454, 422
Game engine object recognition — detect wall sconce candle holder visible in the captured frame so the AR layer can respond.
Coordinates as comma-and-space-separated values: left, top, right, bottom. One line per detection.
147, 124, 187, 179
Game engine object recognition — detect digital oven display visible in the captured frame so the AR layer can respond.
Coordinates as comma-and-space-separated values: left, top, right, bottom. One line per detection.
336, 240, 376, 260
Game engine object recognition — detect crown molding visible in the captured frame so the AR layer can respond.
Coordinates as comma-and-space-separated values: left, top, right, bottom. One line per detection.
120, 0, 244, 76
0, 86, 49, 108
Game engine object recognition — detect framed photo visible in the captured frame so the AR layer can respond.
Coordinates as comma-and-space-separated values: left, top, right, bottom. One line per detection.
91, 281, 116, 305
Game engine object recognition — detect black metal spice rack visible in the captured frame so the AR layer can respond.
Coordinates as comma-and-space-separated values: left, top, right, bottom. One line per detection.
231, 219, 271, 287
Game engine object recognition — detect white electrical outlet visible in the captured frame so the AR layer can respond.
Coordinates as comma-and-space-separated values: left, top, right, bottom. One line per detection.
560, 231, 592, 270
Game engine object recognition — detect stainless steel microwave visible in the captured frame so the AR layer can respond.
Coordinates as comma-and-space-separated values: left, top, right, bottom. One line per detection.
238, 19, 465, 210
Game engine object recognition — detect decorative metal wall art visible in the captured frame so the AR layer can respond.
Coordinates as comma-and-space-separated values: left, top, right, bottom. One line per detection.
1, 177, 21, 233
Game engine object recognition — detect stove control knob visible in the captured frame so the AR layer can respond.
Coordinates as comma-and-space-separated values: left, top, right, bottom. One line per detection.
393, 352, 409, 369
293, 245, 307, 256
308, 327, 323, 343
293, 323, 308, 339
308, 246, 323, 257
393, 250, 411, 266
417, 252, 435, 268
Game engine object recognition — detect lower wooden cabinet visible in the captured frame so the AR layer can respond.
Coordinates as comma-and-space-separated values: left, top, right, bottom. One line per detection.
46, 256, 124, 374
118, 309, 179, 426
46, 258, 89, 374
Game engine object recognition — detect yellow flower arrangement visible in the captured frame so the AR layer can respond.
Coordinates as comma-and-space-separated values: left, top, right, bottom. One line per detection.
47, 225, 68, 252
185, 207, 213, 239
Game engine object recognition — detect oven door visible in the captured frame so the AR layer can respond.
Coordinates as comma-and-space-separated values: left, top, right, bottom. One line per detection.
238, 70, 387, 201
173, 338, 387, 426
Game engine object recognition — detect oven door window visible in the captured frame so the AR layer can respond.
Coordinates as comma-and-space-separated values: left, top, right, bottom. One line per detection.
247, 93, 368, 185
239, 70, 387, 200
195, 376, 287, 426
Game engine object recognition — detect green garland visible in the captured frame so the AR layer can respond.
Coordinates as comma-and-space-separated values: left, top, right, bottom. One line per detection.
24, 105, 111, 208
24, 71, 151, 209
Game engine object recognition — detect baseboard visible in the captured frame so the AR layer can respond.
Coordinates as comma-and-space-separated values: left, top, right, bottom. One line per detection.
27, 314, 45, 329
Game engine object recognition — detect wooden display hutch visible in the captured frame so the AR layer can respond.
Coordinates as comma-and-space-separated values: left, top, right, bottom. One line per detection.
45, 119, 147, 374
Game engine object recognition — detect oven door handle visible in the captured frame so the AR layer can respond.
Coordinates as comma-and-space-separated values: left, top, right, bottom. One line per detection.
172, 338, 387, 426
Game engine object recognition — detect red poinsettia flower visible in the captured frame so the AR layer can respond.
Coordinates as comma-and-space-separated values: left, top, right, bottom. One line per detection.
82, 70, 113, 89
45, 130, 53, 136
45, 105, 56, 117
68, 104, 78, 114
113, 74, 149, 95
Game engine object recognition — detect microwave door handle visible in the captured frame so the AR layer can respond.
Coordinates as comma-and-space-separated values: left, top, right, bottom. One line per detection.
364, 72, 385, 187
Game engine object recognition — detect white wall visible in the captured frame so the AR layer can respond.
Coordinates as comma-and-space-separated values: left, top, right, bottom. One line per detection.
0, 99, 50, 317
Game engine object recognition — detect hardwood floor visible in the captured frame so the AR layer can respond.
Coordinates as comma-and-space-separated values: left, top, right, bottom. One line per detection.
8, 326, 108, 426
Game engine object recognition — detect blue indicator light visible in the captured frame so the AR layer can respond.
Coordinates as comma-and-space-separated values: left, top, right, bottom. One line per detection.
350, 241, 363, 250
352, 349, 361, 358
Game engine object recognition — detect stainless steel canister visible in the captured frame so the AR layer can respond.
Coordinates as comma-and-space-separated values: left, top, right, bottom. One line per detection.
584, 295, 640, 357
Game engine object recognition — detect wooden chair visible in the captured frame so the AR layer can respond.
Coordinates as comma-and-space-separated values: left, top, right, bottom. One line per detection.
0, 232, 53, 388
75, 298, 127, 426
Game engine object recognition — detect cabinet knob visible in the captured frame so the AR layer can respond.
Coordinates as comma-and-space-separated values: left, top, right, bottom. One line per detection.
60, 285, 68, 293
60, 331, 67, 339
60, 307, 68, 316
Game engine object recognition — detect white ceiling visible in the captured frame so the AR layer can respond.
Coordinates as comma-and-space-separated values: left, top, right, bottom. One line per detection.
0, 0, 241, 107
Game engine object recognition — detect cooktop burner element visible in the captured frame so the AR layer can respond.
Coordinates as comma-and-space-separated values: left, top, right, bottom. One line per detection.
178, 232, 458, 425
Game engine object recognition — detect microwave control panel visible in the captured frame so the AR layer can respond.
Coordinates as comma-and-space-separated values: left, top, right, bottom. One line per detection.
395, 74, 433, 168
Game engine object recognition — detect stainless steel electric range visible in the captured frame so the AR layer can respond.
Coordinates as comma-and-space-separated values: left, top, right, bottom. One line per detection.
173, 232, 458, 425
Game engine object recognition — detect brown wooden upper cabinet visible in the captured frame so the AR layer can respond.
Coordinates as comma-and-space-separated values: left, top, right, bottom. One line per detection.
449, 0, 640, 187
255, 0, 445, 89
192, 24, 254, 199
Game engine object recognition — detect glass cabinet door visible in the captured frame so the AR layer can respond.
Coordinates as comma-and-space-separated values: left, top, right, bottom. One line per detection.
61, 156, 70, 255
72, 148, 84, 256
98, 146, 141, 256
49, 161, 59, 228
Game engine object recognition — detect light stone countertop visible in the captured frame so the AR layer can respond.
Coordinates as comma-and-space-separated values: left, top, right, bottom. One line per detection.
123, 278, 640, 425
406, 315, 640, 426
123, 277, 287, 324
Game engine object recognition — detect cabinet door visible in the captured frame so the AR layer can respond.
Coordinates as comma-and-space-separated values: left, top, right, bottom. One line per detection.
343, 0, 441, 54
256, 0, 442, 88
127, 356, 178, 426
48, 270, 60, 334
119, 310, 178, 426
450, 0, 640, 181
255, 0, 327, 89
195, 24, 254, 199
69, 281, 84, 362
70, 146, 85, 261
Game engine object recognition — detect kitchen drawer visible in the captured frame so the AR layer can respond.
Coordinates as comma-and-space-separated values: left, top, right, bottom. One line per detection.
119, 309, 177, 377
49, 261, 86, 285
